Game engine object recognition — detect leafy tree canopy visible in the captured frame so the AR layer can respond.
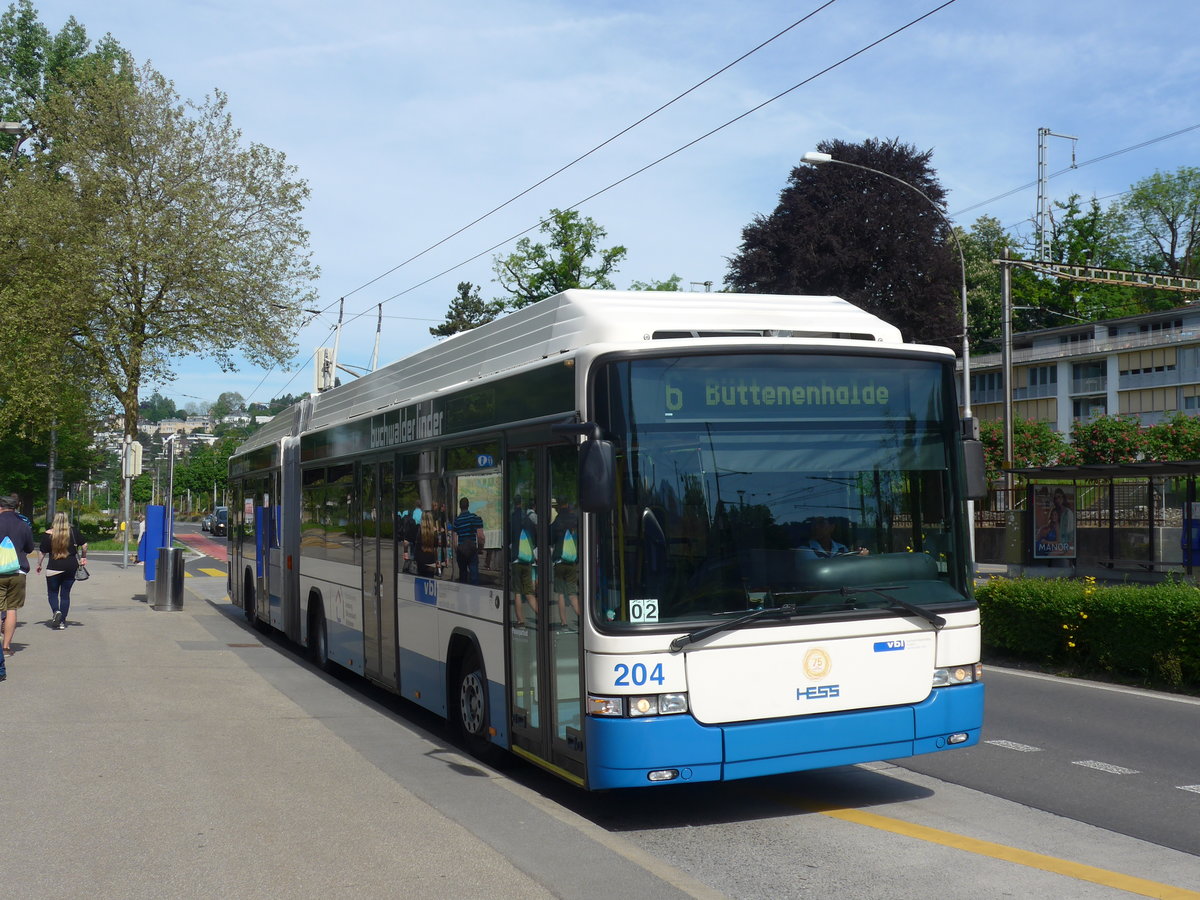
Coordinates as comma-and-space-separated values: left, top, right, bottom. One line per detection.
429, 281, 505, 337
629, 274, 682, 291
1114, 166, 1200, 278
140, 391, 182, 423
0, 43, 318, 438
493, 208, 626, 310
725, 137, 961, 346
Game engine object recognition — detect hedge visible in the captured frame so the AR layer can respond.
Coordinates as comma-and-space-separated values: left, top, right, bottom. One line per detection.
976, 576, 1200, 688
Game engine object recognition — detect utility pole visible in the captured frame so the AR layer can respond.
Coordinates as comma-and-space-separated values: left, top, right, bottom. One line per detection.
1036, 127, 1078, 264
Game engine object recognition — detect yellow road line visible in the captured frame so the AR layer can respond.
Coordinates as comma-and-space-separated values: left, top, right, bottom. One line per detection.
198, 567, 225, 577
814, 804, 1200, 899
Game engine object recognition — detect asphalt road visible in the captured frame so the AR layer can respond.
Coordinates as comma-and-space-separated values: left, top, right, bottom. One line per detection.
897, 666, 1200, 856
176, 538, 1200, 894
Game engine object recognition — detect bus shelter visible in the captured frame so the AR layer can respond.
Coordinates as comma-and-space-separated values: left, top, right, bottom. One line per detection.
1005, 460, 1200, 581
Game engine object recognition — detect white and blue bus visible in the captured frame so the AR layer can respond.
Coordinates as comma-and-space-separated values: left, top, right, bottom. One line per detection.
229, 290, 987, 789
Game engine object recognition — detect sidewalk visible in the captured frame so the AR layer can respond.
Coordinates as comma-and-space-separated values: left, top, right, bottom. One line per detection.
0, 556, 709, 900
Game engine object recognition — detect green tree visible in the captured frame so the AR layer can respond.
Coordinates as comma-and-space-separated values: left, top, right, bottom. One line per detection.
492, 208, 626, 309
725, 137, 961, 346
1016, 194, 1143, 323
0, 57, 317, 439
958, 216, 1016, 355
429, 281, 505, 337
1114, 167, 1200, 278
139, 390, 181, 423
629, 274, 682, 291
209, 392, 245, 424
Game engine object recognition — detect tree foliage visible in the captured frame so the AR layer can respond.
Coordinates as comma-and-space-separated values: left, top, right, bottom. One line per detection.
433, 209, 627, 337
1060, 415, 1146, 465
493, 208, 626, 309
1114, 167, 1200, 278
725, 137, 961, 346
429, 281, 505, 337
629, 274, 682, 291
1143, 413, 1200, 462
980, 418, 1065, 482
0, 48, 318, 438
140, 391, 182, 423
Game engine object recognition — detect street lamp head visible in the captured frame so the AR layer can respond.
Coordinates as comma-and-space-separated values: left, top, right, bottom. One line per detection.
801, 151, 832, 165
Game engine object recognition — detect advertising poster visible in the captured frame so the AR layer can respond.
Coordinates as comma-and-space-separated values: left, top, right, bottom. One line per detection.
1033, 484, 1076, 559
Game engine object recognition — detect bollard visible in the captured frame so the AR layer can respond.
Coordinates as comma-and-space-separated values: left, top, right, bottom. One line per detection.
153, 546, 185, 610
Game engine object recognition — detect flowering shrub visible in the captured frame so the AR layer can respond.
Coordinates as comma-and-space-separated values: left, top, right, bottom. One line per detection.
977, 576, 1200, 687
980, 418, 1066, 482
1060, 414, 1146, 465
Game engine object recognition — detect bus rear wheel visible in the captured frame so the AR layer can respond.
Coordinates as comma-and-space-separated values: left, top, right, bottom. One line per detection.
309, 603, 330, 672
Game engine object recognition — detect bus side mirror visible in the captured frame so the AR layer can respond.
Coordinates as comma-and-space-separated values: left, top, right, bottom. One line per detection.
962, 439, 987, 501
579, 439, 616, 513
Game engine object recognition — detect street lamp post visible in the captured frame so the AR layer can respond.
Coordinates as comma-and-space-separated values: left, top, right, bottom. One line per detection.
0, 121, 29, 162
801, 151, 971, 420
802, 150, 976, 552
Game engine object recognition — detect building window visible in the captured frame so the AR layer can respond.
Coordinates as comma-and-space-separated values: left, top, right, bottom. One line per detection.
1027, 365, 1057, 387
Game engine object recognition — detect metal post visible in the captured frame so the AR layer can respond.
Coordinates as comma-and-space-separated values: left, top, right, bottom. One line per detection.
121, 435, 132, 568
1001, 248, 1014, 508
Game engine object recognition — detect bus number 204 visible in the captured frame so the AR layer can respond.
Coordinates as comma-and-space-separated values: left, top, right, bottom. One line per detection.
613, 662, 666, 687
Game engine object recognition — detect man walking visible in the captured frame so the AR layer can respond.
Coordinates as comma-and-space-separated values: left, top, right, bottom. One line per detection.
0, 493, 36, 679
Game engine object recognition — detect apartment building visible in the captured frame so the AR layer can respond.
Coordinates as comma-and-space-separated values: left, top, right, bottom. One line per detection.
962, 304, 1200, 435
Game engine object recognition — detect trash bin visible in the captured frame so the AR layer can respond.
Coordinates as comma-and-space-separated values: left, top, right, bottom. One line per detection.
153, 547, 185, 610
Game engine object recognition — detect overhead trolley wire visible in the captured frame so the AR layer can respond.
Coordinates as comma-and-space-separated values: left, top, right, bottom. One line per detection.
332, 0, 843, 306
951, 122, 1200, 220
367, 0, 964, 309
254, 0, 962, 400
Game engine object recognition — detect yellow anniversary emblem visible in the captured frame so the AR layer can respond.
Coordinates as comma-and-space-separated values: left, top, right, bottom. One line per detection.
803, 648, 832, 680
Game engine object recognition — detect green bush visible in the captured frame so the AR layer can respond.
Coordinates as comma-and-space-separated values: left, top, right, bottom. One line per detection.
977, 576, 1200, 687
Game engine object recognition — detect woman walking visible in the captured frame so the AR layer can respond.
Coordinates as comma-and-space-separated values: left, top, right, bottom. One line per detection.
36, 512, 87, 630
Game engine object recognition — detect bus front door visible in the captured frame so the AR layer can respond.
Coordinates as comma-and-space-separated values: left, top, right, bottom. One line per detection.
506, 443, 584, 782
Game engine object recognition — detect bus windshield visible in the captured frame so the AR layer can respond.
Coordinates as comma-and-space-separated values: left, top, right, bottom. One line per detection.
591, 353, 970, 628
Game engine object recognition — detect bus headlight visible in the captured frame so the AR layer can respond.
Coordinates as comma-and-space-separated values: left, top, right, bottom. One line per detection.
932, 662, 982, 687
587, 693, 689, 717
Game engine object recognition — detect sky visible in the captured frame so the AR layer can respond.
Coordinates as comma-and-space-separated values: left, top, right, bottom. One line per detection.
26, 0, 1200, 412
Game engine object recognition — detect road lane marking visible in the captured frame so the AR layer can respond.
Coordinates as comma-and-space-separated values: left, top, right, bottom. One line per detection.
985, 739, 1043, 752
757, 786, 1200, 898
199, 567, 225, 577
1072, 760, 1140, 775
989, 665, 1200, 706
809, 804, 1200, 899
1179, 785, 1200, 794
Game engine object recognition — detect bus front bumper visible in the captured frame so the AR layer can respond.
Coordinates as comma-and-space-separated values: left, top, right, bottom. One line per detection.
584, 681, 983, 790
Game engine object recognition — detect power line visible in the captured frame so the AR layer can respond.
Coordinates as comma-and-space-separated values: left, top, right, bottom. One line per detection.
332, 0, 843, 306
254, 0, 962, 400
951, 122, 1200, 220
365, 0, 963, 311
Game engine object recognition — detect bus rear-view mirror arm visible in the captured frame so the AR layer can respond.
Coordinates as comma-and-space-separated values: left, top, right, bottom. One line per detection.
552, 420, 616, 513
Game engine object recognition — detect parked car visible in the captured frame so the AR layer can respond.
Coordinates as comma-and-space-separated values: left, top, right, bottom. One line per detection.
211, 506, 229, 536
201, 514, 213, 532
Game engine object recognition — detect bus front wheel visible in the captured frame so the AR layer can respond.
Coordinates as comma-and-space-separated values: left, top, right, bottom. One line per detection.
455, 650, 490, 755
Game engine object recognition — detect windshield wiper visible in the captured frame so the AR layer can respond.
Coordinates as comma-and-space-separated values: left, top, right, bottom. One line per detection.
669, 604, 808, 652
668, 585, 947, 653
782, 584, 946, 630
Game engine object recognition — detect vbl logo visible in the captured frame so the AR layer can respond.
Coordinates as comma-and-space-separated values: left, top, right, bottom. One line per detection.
797, 684, 840, 700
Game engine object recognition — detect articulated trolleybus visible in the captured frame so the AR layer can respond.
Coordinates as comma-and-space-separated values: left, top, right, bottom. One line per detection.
229, 290, 986, 789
